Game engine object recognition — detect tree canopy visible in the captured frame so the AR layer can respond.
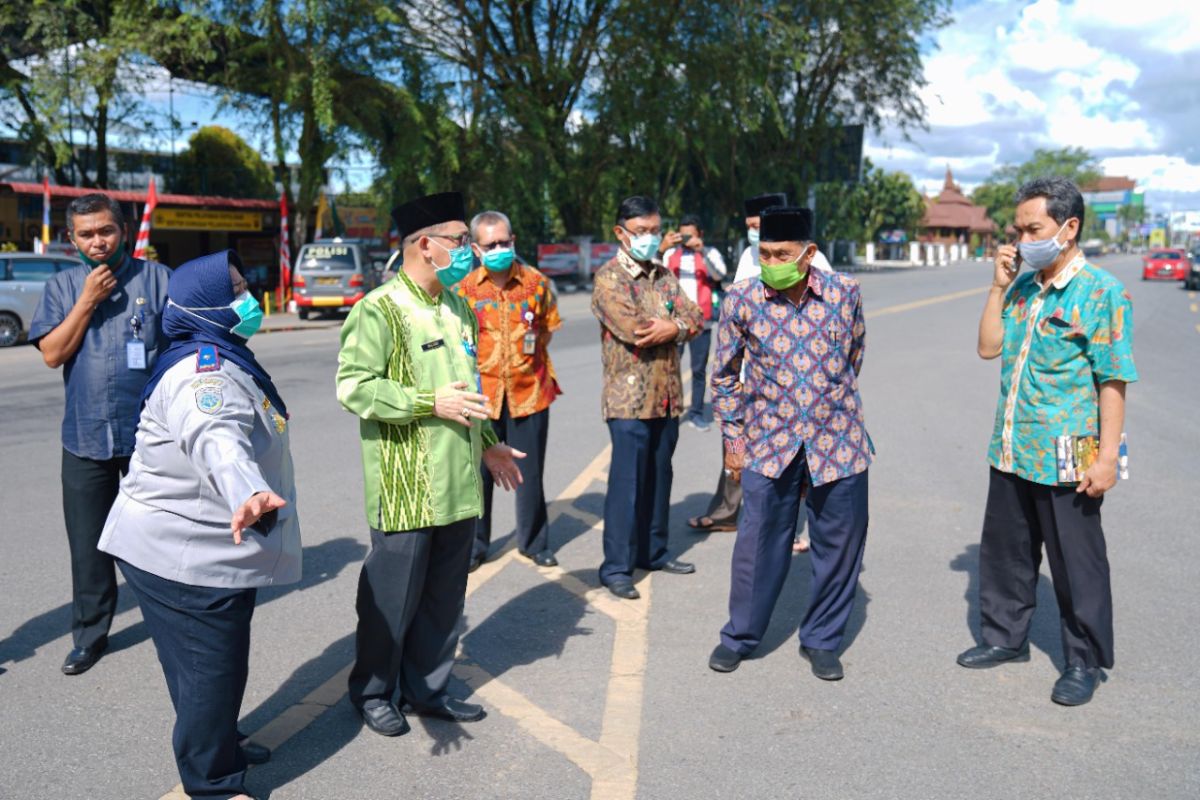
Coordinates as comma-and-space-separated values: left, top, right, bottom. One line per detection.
971, 147, 1103, 233
1, 0, 953, 251
173, 125, 275, 198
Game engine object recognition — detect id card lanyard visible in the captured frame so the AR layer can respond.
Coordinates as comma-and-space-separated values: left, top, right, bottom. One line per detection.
126, 299, 147, 370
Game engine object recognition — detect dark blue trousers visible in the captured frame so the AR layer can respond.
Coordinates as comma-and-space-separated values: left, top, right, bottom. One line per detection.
118, 559, 256, 799
720, 452, 869, 655
600, 417, 679, 585
475, 407, 551, 559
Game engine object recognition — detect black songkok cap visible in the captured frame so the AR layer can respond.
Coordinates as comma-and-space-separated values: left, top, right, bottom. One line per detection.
759, 206, 814, 243
390, 191, 466, 239
744, 192, 788, 218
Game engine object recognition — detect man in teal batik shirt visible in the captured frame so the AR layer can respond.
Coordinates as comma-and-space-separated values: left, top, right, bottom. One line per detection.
958, 177, 1137, 708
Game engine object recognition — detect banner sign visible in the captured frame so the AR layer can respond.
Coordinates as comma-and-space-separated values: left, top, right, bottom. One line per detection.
154, 208, 263, 231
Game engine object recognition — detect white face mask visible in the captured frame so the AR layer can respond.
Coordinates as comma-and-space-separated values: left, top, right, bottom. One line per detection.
1018, 221, 1070, 270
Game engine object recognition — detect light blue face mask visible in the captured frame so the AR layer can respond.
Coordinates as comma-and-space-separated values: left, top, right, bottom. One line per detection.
747, 227, 760, 245
1018, 221, 1070, 270
432, 239, 475, 287
622, 229, 662, 262
168, 291, 263, 339
482, 247, 515, 272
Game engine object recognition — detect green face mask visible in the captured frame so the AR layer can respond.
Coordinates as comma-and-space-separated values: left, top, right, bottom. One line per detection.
76, 240, 126, 270
760, 259, 807, 291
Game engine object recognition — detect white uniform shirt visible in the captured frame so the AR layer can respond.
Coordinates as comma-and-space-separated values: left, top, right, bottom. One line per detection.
733, 245, 832, 283
99, 356, 301, 589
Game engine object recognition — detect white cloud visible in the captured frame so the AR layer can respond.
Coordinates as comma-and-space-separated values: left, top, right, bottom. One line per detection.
869, 0, 1200, 211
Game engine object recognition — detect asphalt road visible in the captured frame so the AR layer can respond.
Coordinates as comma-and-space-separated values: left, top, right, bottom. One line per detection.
0, 255, 1197, 800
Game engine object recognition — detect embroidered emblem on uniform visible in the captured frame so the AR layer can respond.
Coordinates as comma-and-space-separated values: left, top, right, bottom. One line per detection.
195, 385, 224, 414
262, 398, 286, 433
196, 345, 220, 373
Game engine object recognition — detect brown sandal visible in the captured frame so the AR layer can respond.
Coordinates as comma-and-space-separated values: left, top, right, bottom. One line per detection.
688, 515, 737, 532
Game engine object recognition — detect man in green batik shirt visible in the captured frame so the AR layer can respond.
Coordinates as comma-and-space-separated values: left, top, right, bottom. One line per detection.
337, 191, 525, 737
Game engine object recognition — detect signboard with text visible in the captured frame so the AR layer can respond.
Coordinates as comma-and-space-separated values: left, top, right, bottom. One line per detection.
154, 208, 263, 232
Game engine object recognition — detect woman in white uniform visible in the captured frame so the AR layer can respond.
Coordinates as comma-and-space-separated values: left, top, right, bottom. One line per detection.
99, 250, 300, 800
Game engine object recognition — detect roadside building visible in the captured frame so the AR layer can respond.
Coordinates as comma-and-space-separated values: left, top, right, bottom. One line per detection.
918, 167, 997, 252
1080, 176, 1145, 240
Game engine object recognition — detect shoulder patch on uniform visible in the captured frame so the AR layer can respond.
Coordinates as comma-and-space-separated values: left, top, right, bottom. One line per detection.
195, 385, 224, 415
196, 345, 221, 373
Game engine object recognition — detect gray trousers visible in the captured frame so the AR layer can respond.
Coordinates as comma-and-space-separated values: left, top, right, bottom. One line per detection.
348, 520, 474, 708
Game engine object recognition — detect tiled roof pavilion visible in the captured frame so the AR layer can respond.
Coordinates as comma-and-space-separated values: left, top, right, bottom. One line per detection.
920, 167, 997, 237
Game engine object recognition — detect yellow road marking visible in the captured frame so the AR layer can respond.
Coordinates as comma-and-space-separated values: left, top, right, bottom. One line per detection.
1190, 303, 1198, 313
866, 285, 990, 319
156, 282, 976, 799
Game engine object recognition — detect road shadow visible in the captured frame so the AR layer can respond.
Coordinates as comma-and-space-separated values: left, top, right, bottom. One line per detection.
0, 536, 366, 670
950, 543, 1065, 669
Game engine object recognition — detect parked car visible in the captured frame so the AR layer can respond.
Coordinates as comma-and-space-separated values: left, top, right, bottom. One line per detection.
1185, 254, 1200, 291
0, 252, 83, 347
1141, 249, 1190, 281
291, 239, 371, 320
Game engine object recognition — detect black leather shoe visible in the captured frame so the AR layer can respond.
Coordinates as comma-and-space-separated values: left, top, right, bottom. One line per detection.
61, 639, 107, 675
657, 559, 695, 575
1051, 666, 1100, 706
358, 701, 410, 736
606, 581, 640, 600
407, 697, 486, 723
467, 555, 485, 573
238, 733, 271, 765
801, 646, 844, 681
708, 644, 742, 673
521, 550, 559, 568
956, 643, 1030, 669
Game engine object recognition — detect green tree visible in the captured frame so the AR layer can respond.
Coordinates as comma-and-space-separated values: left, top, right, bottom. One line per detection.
173, 125, 275, 198
973, 147, 1103, 233
816, 159, 924, 243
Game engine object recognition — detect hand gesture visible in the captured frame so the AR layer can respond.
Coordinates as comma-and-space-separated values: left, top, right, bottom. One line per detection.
660, 231, 683, 254
723, 448, 744, 484
80, 264, 117, 308
1077, 456, 1117, 499
482, 443, 527, 491
688, 236, 704, 252
434, 381, 492, 427
634, 318, 678, 348
231, 491, 287, 544
992, 244, 1020, 290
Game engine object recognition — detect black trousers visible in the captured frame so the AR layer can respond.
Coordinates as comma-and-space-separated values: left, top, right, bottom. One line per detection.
348, 521, 475, 708
678, 327, 712, 417
61, 449, 128, 649
475, 406, 551, 559
118, 559, 256, 800
978, 468, 1114, 669
600, 417, 678, 585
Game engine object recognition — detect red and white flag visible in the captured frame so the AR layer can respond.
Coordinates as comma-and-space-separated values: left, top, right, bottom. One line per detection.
132, 178, 157, 260
278, 190, 291, 306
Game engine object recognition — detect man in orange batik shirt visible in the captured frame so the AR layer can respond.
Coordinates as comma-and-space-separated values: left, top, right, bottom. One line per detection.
457, 210, 563, 571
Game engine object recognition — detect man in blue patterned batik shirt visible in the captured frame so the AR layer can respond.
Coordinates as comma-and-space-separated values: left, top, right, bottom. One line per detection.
707, 206, 871, 682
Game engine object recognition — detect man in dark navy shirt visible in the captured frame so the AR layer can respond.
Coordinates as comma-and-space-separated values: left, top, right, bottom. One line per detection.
29, 192, 170, 675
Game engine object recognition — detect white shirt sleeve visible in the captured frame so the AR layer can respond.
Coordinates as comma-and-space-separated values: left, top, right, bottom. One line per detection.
812, 250, 833, 273
704, 247, 728, 280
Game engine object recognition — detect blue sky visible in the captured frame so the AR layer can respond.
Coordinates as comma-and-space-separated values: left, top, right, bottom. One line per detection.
867, 0, 1200, 211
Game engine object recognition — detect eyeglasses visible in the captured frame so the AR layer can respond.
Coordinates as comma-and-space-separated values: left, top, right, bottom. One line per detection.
476, 238, 514, 252
429, 232, 471, 248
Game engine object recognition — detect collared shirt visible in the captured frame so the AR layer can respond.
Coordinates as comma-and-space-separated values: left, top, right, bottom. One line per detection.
712, 269, 871, 485
337, 270, 499, 532
590, 250, 705, 420
988, 255, 1137, 486
455, 263, 562, 419
734, 246, 833, 283
29, 257, 171, 460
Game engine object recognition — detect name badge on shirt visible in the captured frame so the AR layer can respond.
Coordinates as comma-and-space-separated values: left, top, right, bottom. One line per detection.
523, 330, 537, 355
421, 339, 445, 352
126, 339, 147, 370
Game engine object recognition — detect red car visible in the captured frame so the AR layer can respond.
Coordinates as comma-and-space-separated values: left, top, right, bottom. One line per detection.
1142, 249, 1190, 281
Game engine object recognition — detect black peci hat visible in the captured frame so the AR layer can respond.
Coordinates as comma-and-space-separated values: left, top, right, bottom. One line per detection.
390, 191, 467, 239
744, 192, 788, 218
759, 206, 814, 243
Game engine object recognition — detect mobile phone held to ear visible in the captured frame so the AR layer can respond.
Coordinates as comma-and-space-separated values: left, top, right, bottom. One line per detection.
1009, 243, 1022, 274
